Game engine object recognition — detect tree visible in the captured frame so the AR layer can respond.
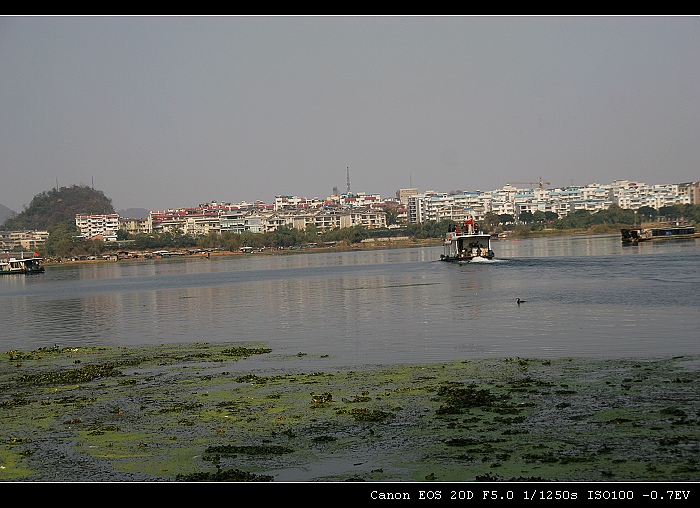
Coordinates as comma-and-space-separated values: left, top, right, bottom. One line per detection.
43, 220, 78, 258
482, 212, 500, 229
350, 224, 370, 243
42, 219, 108, 259
271, 225, 300, 248
304, 223, 319, 242
544, 211, 559, 222
659, 205, 683, 220
680, 203, 700, 222
554, 210, 591, 230
532, 211, 547, 223
196, 232, 220, 249
518, 211, 535, 224
636, 206, 656, 222
408, 220, 447, 239
383, 205, 400, 226
497, 214, 512, 224
240, 231, 264, 249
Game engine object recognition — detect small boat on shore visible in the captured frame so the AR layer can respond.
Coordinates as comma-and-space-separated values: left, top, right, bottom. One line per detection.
440, 219, 494, 262
621, 226, 697, 244
0, 254, 45, 275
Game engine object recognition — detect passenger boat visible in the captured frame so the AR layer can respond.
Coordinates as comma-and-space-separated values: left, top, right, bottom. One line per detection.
0, 254, 45, 275
621, 226, 697, 244
440, 219, 494, 262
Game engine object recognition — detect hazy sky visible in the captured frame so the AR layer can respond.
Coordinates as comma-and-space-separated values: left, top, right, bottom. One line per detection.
1, 16, 699, 212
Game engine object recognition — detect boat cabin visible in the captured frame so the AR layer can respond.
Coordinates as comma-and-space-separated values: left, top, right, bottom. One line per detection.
440, 220, 495, 262
0, 255, 45, 275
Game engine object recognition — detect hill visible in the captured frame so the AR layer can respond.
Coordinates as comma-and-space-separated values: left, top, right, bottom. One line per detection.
1, 185, 115, 231
0, 203, 15, 225
117, 208, 150, 219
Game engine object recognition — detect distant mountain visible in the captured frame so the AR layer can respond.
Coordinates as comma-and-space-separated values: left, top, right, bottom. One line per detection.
117, 208, 150, 219
0, 203, 15, 226
1, 185, 115, 230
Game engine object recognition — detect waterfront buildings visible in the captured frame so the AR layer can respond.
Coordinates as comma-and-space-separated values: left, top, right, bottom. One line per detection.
405, 179, 698, 228
0, 229, 49, 252
66, 179, 699, 240
142, 201, 388, 237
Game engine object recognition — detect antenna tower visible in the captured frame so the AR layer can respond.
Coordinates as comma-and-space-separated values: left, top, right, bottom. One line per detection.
346, 167, 351, 195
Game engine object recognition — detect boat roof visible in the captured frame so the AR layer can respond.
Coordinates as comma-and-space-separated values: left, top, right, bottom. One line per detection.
452, 233, 491, 238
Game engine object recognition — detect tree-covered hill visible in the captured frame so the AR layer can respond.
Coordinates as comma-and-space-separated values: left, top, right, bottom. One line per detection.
1, 185, 115, 231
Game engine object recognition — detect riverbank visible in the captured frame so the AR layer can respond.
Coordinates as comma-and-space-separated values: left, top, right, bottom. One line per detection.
40, 237, 444, 266
40, 227, 615, 267
1, 343, 698, 482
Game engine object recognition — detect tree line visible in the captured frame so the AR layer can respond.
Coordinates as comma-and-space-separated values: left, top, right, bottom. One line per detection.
486, 203, 700, 233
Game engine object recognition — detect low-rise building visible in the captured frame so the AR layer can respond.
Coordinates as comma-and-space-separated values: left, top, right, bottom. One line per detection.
0, 230, 49, 252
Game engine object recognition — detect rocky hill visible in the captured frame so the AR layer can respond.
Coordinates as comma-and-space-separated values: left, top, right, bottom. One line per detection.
1, 185, 115, 231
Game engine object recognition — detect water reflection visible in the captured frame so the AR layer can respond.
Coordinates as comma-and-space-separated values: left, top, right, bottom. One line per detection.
1, 238, 698, 366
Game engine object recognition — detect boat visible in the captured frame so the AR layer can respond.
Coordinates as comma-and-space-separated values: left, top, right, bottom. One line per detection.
440, 219, 494, 262
0, 254, 45, 275
621, 225, 697, 244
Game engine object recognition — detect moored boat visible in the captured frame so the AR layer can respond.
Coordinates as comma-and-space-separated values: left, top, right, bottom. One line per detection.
0, 254, 45, 275
440, 219, 494, 262
621, 226, 697, 244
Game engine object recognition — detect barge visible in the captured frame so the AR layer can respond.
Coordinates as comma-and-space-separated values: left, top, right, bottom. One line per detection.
621, 226, 697, 244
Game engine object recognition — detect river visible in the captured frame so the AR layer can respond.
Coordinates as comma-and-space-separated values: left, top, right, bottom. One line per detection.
2, 234, 698, 369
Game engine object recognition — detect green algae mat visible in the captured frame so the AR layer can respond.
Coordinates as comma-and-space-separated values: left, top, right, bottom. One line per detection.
1, 343, 698, 482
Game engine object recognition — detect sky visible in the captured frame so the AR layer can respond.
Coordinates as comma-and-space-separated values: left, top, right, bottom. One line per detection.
1, 16, 699, 213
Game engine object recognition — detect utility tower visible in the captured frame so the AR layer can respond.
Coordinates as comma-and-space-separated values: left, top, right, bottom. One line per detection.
507, 176, 551, 190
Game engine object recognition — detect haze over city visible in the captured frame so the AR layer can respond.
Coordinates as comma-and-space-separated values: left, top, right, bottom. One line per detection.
1, 16, 698, 214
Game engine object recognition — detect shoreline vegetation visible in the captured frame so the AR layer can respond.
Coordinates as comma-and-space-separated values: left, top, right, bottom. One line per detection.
1, 343, 698, 482
42, 226, 623, 266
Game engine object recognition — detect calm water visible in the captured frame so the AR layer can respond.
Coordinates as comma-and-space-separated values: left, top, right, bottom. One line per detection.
2, 234, 698, 368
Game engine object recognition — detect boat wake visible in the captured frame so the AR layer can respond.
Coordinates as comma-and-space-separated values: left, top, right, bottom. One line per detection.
470, 256, 500, 263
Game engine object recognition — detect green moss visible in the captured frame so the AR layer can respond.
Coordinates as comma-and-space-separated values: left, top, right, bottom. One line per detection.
221, 347, 272, 357
0, 447, 34, 480
1, 345, 699, 481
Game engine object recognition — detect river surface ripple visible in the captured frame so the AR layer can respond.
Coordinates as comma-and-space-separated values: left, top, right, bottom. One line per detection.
2, 234, 698, 369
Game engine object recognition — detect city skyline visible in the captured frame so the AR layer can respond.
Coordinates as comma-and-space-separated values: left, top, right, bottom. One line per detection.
1, 174, 696, 216
2, 16, 699, 213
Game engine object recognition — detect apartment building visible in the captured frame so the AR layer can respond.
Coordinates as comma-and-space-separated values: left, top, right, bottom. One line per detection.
75, 213, 120, 240
185, 214, 221, 236
119, 217, 150, 236
679, 182, 700, 205
219, 211, 264, 234
346, 207, 387, 229
0, 230, 49, 252
396, 188, 418, 205
273, 195, 325, 211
